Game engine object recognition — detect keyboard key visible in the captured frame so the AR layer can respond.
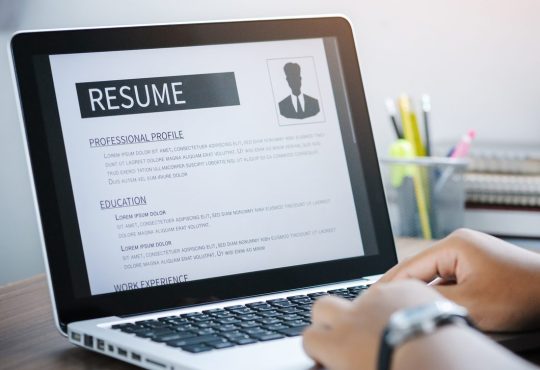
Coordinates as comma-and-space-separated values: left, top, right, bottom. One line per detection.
278, 307, 302, 314
181, 312, 203, 318
280, 314, 302, 321
135, 319, 155, 325
267, 298, 288, 304
245, 302, 266, 308
224, 333, 250, 343
259, 310, 280, 318
217, 324, 239, 332
173, 324, 196, 332
251, 332, 285, 341
126, 324, 151, 332
181, 344, 213, 353
157, 315, 179, 322
239, 314, 261, 321
194, 321, 219, 329
217, 317, 241, 325
287, 295, 309, 300
295, 304, 312, 312
287, 320, 309, 328
307, 292, 328, 299
202, 308, 226, 314
270, 301, 295, 308
242, 327, 265, 335
196, 328, 217, 335
228, 307, 254, 315
166, 318, 190, 325
111, 323, 132, 330
210, 311, 233, 318
239, 321, 259, 328
258, 318, 281, 325
249, 303, 273, 311
224, 305, 244, 311
167, 335, 224, 347
208, 341, 235, 349
189, 314, 212, 322
347, 286, 366, 291
220, 330, 243, 339
263, 323, 290, 331
234, 338, 258, 345
135, 328, 173, 338
151, 332, 195, 343
278, 326, 306, 337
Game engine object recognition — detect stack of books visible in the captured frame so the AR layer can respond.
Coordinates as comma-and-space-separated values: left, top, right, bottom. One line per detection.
465, 148, 540, 208
462, 145, 540, 237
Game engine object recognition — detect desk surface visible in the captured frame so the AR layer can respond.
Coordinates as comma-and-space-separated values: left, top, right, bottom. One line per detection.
1, 238, 539, 369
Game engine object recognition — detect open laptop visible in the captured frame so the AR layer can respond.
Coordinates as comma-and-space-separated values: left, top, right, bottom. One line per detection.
10, 16, 397, 370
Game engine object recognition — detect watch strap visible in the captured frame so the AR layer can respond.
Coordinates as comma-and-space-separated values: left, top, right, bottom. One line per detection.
377, 310, 473, 370
378, 326, 392, 370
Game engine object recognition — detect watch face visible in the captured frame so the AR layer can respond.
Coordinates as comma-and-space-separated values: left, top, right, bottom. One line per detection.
389, 300, 468, 331
386, 301, 469, 349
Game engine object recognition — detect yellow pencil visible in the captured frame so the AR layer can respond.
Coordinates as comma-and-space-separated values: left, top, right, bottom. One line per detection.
398, 95, 432, 239
398, 95, 426, 157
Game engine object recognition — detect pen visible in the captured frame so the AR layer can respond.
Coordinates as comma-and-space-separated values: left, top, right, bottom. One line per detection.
434, 129, 477, 193
421, 95, 432, 156
385, 99, 403, 139
451, 129, 476, 158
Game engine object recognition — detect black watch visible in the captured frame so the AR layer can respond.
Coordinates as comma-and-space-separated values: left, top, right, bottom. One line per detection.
378, 300, 474, 370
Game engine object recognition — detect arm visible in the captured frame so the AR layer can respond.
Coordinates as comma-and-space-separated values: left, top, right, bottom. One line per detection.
395, 325, 535, 370
303, 280, 537, 370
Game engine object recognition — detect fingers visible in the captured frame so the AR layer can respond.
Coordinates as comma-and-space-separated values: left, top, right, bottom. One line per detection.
302, 325, 332, 366
304, 296, 351, 367
311, 295, 351, 327
379, 239, 461, 284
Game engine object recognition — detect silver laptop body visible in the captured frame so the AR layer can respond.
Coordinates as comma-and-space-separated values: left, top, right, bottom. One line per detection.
10, 15, 396, 370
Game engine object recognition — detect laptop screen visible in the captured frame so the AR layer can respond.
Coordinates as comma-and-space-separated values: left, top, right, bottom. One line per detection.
45, 37, 366, 296
13, 18, 396, 326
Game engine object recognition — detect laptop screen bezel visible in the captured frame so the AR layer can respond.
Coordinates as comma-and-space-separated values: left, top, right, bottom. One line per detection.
11, 17, 396, 332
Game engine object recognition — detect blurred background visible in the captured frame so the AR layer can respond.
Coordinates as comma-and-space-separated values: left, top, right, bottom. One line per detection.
1, 0, 539, 284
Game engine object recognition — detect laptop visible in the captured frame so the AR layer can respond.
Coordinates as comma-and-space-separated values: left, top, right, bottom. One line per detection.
10, 16, 397, 370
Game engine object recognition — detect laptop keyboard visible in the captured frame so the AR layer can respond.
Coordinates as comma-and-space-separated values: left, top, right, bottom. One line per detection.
111, 284, 370, 354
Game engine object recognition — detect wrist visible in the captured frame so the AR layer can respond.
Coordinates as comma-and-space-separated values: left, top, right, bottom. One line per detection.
378, 300, 472, 370
392, 325, 471, 370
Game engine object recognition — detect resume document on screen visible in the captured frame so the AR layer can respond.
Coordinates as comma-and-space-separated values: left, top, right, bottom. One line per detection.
49, 38, 364, 295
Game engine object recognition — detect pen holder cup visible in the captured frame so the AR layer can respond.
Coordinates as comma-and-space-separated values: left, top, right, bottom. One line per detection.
380, 157, 468, 240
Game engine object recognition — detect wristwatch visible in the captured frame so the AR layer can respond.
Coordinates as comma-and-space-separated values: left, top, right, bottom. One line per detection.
378, 300, 474, 370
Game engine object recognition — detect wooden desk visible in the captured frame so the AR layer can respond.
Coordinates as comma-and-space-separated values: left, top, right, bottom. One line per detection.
1, 239, 539, 369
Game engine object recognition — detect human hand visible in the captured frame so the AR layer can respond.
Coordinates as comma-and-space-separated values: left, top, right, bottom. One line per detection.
303, 280, 443, 370
380, 228, 540, 331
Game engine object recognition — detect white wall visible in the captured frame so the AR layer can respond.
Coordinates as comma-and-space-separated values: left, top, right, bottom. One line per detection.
1, 0, 539, 284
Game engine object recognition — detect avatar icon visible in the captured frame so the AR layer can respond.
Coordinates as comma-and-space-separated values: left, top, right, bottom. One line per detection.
278, 62, 320, 119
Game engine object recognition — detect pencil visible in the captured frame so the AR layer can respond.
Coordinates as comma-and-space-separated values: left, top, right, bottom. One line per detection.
385, 99, 403, 139
399, 95, 426, 157
399, 95, 432, 239
421, 95, 432, 156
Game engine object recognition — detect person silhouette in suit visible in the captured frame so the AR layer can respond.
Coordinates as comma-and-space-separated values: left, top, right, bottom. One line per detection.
278, 62, 320, 119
